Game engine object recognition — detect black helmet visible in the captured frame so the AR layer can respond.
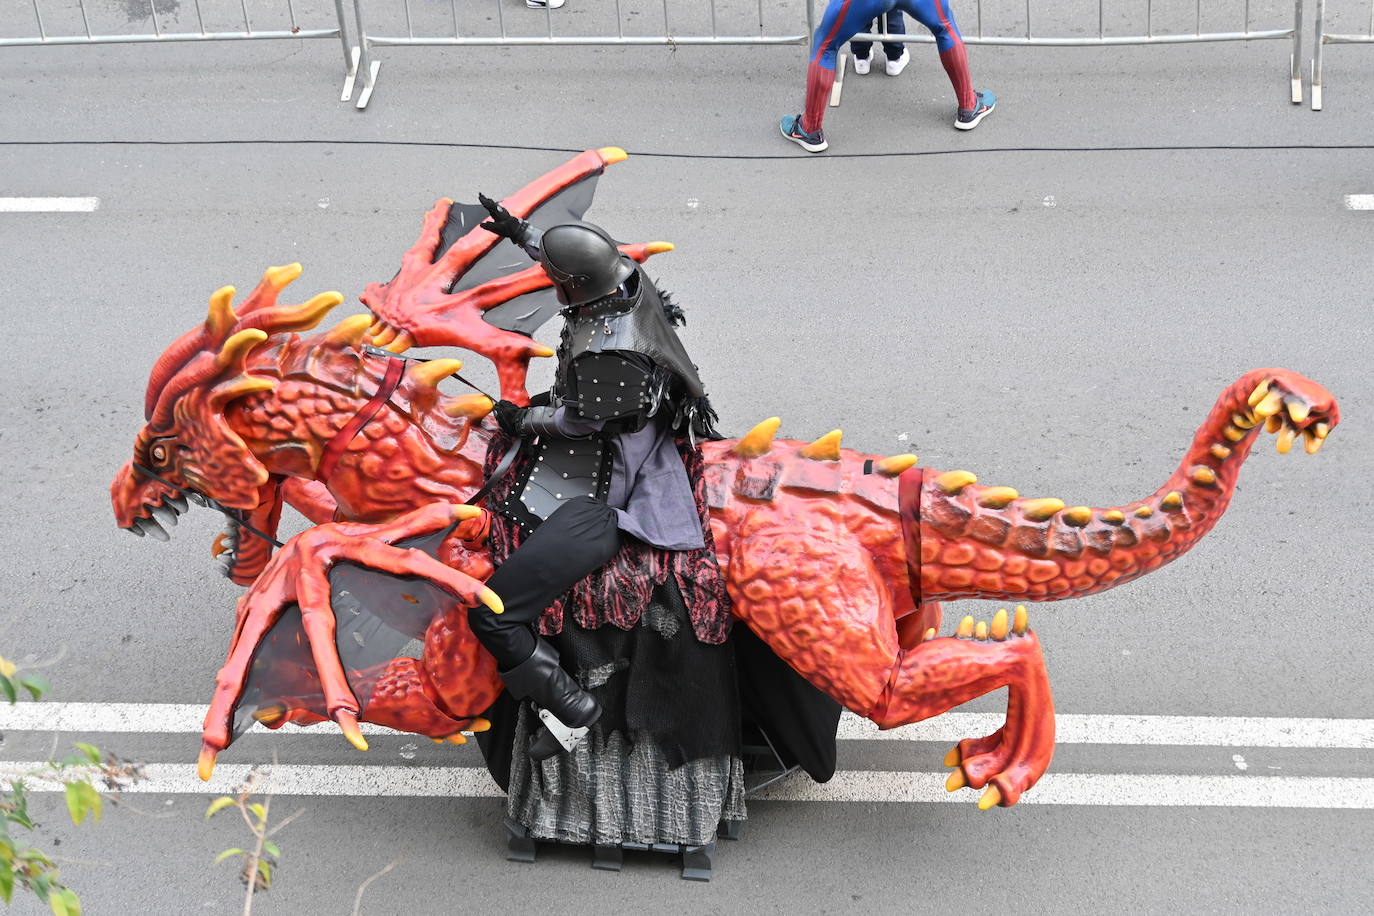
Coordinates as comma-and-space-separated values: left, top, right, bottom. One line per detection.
538, 222, 635, 306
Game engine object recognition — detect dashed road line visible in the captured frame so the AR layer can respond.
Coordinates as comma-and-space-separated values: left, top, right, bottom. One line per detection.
0, 197, 100, 212
1343, 194, 1374, 210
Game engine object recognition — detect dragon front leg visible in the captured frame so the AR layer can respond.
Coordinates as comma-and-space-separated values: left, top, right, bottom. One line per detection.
200, 502, 502, 779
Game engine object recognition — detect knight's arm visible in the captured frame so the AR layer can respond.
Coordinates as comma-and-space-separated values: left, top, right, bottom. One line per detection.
518, 404, 605, 438
478, 192, 543, 262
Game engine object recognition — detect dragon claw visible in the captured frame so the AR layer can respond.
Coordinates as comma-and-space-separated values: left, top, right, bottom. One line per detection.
197, 744, 219, 782
978, 785, 1003, 811
334, 709, 369, 752
946, 769, 968, 792
479, 587, 504, 615
943, 747, 961, 768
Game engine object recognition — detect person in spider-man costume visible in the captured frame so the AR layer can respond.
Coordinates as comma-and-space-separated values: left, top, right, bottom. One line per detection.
781, 0, 996, 153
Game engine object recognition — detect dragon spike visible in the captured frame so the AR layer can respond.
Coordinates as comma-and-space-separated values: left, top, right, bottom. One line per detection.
875, 454, 919, 477
529, 343, 556, 358
445, 394, 495, 420
322, 314, 374, 349
924, 627, 937, 643
264, 262, 303, 291
409, 358, 462, 389
1021, 498, 1066, 521
645, 241, 675, 255
1161, 491, 1184, 510
210, 376, 276, 408
734, 417, 781, 458
990, 609, 1009, 640
977, 486, 1019, 508
799, 430, 842, 461
206, 286, 237, 339
935, 470, 977, 494
1102, 509, 1126, 524
974, 621, 989, 640
1013, 605, 1029, 636
956, 615, 975, 638
597, 146, 629, 163
1062, 506, 1093, 527
215, 329, 268, 371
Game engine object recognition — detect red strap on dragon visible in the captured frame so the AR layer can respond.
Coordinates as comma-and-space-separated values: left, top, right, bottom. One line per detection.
315, 355, 406, 486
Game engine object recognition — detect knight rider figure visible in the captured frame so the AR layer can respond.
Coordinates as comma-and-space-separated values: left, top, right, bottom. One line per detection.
469, 194, 723, 762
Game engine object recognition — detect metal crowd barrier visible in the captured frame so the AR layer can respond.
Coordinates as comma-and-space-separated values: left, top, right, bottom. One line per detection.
1311, 0, 1374, 107
2, 0, 358, 100
853, 0, 1305, 104
346, 0, 1306, 109
347, 0, 816, 108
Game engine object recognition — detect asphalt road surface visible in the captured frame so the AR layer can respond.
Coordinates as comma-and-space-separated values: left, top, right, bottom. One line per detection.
2, 3, 1373, 913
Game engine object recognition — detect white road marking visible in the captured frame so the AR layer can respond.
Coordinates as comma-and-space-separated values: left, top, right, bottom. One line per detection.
0, 197, 100, 212
2, 703, 1372, 749
1343, 194, 1374, 210
6, 763, 1374, 809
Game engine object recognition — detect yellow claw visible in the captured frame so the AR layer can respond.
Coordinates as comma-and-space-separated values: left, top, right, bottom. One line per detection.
446, 734, 467, 745
1013, 605, 1029, 636
1265, 414, 1283, 434
935, 470, 978, 494
733, 417, 781, 458
1276, 425, 1296, 454
468, 717, 492, 733
386, 331, 415, 354
598, 146, 629, 163
990, 608, 1009, 641
943, 747, 961, 767
1246, 380, 1270, 407
1021, 497, 1065, 521
1287, 401, 1311, 424
799, 430, 843, 461
251, 704, 287, 726
977, 486, 1019, 508
946, 770, 968, 792
369, 320, 385, 336
1231, 412, 1258, 430
452, 504, 484, 521
978, 785, 1003, 811
409, 358, 462, 389
645, 241, 675, 255
1314, 422, 1330, 440
875, 454, 918, 477
923, 627, 936, 643
1303, 430, 1323, 455
480, 587, 504, 615
956, 616, 975, 638
1253, 390, 1284, 418
530, 344, 556, 358
198, 745, 219, 782
335, 710, 369, 752
372, 325, 399, 347
445, 394, 496, 420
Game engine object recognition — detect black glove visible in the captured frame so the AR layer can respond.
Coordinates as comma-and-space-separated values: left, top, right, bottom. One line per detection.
478, 193, 529, 246
492, 399, 527, 437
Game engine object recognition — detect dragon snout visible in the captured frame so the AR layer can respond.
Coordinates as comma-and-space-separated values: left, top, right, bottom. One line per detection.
111, 460, 189, 541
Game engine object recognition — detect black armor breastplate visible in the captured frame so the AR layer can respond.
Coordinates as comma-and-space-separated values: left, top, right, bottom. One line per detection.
496, 436, 612, 533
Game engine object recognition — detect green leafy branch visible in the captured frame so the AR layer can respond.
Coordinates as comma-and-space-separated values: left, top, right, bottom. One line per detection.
205, 760, 304, 916
1, 654, 142, 916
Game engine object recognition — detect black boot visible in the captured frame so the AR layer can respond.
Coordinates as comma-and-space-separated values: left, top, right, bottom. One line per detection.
499, 641, 601, 758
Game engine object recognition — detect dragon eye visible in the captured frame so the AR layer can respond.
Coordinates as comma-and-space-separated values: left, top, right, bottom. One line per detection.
150, 444, 169, 464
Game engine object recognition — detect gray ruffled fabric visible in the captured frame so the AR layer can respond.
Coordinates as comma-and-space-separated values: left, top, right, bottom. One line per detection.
507, 707, 746, 847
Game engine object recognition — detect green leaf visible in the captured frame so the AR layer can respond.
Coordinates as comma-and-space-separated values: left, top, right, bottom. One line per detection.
214, 848, 245, 864
247, 803, 267, 824
62, 783, 101, 826
73, 743, 101, 765
18, 675, 49, 701
262, 840, 280, 859
0, 860, 13, 904
204, 797, 236, 819
55, 888, 81, 916
256, 859, 272, 888
48, 887, 70, 916
0, 674, 16, 705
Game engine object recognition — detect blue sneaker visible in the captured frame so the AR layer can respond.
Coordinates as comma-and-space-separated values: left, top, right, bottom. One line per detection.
955, 90, 996, 130
780, 114, 828, 153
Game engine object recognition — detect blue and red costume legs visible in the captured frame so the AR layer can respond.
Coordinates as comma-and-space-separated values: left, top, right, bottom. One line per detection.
801, 0, 978, 135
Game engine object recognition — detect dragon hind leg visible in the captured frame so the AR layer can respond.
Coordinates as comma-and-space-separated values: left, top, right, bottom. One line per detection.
870, 607, 1054, 808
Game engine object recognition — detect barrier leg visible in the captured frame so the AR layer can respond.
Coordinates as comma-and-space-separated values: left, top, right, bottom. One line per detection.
351, 0, 382, 109
336, 0, 360, 101
1291, 0, 1304, 103
1311, 0, 1324, 109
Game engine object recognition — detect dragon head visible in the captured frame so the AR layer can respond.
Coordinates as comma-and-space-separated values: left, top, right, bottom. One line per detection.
111, 264, 342, 552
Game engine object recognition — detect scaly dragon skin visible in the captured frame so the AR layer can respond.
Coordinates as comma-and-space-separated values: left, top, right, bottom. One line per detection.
109, 148, 1340, 810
